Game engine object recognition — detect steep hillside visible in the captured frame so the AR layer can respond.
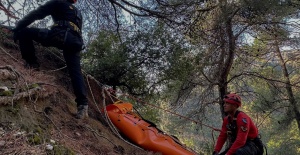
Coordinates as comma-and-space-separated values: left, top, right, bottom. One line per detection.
0, 27, 158, 155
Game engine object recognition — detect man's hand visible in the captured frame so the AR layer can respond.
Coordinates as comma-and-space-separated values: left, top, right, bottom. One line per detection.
212, 151, 219, 155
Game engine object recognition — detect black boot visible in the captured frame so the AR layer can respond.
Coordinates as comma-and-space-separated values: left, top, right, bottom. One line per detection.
76, 105, 88, 119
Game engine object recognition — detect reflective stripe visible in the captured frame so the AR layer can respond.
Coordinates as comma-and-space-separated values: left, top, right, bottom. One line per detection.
69, 21, 80, 33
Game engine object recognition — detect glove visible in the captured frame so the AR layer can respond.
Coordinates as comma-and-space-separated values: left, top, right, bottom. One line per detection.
212, 151, 219, 155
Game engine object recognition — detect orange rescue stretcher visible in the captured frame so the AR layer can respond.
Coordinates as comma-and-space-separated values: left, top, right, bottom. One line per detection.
106, 102, 197, 155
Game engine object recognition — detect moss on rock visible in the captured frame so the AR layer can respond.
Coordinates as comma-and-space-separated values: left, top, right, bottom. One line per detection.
0, 90, 13, 96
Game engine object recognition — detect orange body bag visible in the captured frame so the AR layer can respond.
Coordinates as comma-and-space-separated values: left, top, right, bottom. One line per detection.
106, 102, 196, 155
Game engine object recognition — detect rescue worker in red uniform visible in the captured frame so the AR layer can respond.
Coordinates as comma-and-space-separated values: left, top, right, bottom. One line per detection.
13, 0, 88, 119
213, 93, 264, 155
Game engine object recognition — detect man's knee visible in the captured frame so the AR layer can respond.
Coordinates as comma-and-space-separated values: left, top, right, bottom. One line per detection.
18, 28, 40, 40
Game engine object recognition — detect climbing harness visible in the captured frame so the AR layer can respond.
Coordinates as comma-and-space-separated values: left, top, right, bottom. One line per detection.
52, 21, 81, 34
226, 111, 241, 145
224, 111, 267, 155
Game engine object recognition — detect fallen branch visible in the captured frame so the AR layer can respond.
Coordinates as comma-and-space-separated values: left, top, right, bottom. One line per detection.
0, 87, 41, 105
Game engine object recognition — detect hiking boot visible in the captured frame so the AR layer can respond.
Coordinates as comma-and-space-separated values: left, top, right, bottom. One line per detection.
76, 105, 88, 119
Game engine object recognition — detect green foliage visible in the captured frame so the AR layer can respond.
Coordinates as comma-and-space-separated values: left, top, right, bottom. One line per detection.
78, 1, 300, 154
5, 103, 20, 114
83, 24, 191, 97
117, 94, 161, 124
135, 104, 161, 125
29, 83, 40, 89
266, 121, 300, 155
28, 134, 42, 145
82, 30, 148, 95
0, 90, 13, 96
239, 0, 298, 22
27, 125, 49, 146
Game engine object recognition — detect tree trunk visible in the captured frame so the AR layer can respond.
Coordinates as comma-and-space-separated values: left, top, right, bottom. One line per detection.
218, 8, 236, 119
274, 38, 300, 131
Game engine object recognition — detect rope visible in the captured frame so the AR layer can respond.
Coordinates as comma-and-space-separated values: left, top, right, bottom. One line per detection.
85, 74, 143, 150
83, 72, 221, 132
101, 89, 199, 154
0, 26, 221, 133
0, 39, 143, 150
102, 88, 143, 150
109, 89, 222, 132
84, 80, 221, 154
84, 75, 202, 153
0, 34, 219, 152
87, 83, 219, 154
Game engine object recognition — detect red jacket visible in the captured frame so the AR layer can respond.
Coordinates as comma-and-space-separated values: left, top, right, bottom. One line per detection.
214, 111, 258, 155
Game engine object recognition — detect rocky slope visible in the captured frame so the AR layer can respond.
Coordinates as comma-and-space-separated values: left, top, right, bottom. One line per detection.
0, 27, 158, 155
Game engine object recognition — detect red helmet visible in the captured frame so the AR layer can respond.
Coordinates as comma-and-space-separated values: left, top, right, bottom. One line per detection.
223, 93, 241, 107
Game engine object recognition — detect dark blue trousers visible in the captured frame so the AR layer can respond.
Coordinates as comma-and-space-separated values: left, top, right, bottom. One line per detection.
17, 27, 88, 106
219, 138, 264, 155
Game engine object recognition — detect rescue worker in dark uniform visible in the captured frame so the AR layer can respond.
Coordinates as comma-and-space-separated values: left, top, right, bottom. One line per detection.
213, 93, 264, 155
13, 0, 88, 119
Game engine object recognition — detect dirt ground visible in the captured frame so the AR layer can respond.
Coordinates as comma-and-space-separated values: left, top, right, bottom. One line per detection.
0, 28, 159, 155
